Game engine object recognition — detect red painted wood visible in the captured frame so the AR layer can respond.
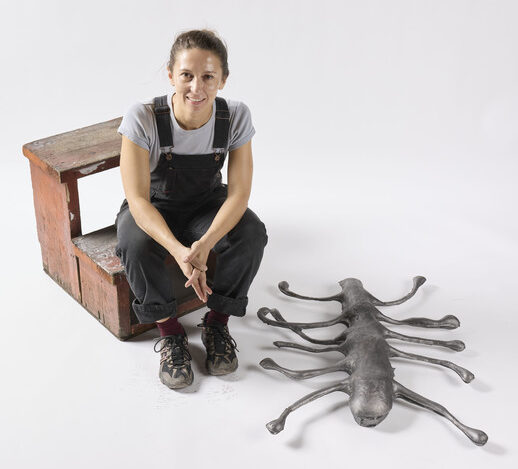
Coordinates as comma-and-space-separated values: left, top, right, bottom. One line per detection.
29, 161, 81, 301
22, 117, 122, 183
77, 257, 126, 336
72, 226, 123, 285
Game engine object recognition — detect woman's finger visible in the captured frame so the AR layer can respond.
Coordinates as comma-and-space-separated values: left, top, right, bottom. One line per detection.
191, 279, 205, 302
199, 273, 212, 296
183, 252, 207, 271
190, 260, 208, 272
183, 253, 194, 263
183, 247, 200, 263
194, 274, 207, 302
185, 268, 201, 288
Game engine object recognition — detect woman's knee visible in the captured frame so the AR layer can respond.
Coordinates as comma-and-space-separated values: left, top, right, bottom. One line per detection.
116, 212, 166, 259
231, 210, 268, 252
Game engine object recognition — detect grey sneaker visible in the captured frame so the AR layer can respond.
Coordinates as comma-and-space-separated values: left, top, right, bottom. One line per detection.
153, 334, 193, 389
198, 313, 239, 376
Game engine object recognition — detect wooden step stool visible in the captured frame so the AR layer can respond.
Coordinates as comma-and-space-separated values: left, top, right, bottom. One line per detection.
22, 117, 214, 340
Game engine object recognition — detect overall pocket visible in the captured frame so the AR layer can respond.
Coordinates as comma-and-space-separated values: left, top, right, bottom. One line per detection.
173, 168, 216, 198
169, 153, 222, 200
153, 152, 225, 200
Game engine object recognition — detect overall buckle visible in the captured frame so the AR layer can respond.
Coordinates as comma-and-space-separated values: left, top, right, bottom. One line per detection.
214, 148, 225, 162
161, 146, 174, 160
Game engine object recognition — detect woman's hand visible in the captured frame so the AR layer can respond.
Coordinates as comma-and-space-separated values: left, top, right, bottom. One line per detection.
172, 244, 210, 302
183, 240, 213, 300
194, 269, 212, 302
183, 240, 211, 276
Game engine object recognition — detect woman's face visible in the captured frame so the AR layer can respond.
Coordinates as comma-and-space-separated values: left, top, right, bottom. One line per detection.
168, 48, 226, 116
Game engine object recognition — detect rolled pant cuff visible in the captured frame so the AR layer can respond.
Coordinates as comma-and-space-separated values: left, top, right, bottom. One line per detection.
206, 292, 248, 317
132, 298, 177, 324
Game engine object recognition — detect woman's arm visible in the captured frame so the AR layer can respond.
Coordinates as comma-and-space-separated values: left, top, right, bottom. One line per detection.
182, 139, 253, 278
120, 136, 181, 255
203, 139, 253, 248
119, 136, 208, 300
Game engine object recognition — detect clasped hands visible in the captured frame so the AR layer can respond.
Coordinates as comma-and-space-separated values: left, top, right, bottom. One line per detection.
174, 239, 213, 303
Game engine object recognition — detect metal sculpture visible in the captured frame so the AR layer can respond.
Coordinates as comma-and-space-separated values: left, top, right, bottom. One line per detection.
257, 276, 488, 446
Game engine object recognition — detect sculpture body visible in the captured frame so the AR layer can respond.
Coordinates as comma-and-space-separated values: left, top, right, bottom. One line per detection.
258, 276, 488, 446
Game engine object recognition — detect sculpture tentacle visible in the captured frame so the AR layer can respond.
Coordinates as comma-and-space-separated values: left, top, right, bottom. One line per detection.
389, 345, 474, 383
266, 380, 351, 435
383, 328, 465, 351
292, 331, 346, 345
258, 307, 347, 344
260, 357, 349, 380
376, 311, 460, 329
278, 281, 342, 302
393, 381, 488, 446
273, 341, 343, 355
370, 276, 426, 306
258, 307, 344, 329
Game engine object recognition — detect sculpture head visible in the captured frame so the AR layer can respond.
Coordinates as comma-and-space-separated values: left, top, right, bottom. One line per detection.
338, 278, 363, 289
349, 377, 393, 427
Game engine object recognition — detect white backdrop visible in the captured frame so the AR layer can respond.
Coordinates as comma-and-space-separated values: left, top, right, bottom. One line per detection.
2, 1, 517, 468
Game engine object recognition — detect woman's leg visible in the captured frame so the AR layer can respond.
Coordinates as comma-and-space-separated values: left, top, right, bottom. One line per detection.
182, 196, 268, 317
115, 203, 179, 324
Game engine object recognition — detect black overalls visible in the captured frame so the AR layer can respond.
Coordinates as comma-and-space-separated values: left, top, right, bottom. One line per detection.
115, 95, 268, 324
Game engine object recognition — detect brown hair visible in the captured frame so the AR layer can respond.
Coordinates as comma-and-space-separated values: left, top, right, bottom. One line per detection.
168, 29, 229, 80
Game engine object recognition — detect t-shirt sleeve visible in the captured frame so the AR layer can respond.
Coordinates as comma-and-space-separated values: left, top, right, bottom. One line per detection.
228, 101, 256, 152
117, 102, 153, 151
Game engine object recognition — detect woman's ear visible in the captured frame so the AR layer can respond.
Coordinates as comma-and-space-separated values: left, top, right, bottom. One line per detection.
218, 75, 228, 90
168, 68, 175, 87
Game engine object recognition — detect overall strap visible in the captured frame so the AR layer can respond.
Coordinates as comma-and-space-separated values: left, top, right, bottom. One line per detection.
153, 95, 173, 152
153, 94, 230, 153
212, 97, 230, 153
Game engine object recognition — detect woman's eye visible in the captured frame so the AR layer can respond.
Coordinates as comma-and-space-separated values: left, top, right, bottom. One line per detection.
180, 73, 214, 80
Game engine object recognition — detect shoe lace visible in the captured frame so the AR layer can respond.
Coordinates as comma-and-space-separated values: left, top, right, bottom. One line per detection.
154, 335, 192, 367
197, 322, 239, 354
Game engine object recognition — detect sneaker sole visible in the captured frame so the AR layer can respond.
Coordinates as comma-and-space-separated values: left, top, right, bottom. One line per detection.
206, 359, 238, 376
159, 371, 194, 389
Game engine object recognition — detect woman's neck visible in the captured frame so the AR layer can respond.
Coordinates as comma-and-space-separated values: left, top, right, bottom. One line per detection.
171, 93, 213, 130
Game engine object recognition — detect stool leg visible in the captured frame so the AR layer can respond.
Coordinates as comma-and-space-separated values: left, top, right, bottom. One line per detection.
29, 161, 82, 301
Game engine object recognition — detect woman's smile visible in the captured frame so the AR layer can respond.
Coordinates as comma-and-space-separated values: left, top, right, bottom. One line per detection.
186, 96, 206, 106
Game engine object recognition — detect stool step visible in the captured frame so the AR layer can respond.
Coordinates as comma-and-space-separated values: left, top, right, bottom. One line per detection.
72, 224, 216, 303
72, 225, 123, 281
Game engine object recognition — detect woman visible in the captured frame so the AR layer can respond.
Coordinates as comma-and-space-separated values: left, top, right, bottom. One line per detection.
114, 29, 268, 390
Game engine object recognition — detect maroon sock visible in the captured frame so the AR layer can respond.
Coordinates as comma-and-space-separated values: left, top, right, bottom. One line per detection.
206, 309, 229, 325
156, 316, 185, 336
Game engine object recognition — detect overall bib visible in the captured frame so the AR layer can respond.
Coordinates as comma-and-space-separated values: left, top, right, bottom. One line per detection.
115, 95, 268, 324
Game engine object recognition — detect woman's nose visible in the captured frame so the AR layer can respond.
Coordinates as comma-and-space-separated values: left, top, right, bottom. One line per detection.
190, 77, 203, 94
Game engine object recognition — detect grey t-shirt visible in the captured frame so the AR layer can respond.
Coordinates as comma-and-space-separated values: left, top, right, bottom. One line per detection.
117, 90, 255, 172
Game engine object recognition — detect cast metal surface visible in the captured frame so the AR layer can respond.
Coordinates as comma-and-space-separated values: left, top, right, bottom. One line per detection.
257, 276, 488, 446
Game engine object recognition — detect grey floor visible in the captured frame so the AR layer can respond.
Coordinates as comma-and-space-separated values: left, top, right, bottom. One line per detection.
3, 1, 518, 468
